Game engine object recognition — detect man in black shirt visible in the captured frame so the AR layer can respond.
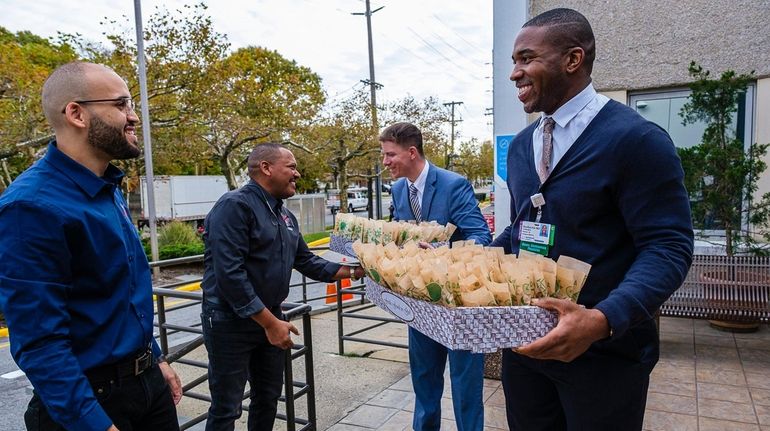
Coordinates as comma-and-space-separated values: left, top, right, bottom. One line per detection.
201, 143, 364, 431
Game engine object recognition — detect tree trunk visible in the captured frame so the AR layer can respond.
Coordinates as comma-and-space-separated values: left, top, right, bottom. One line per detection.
338, 160, 349, 213
220, 156, 238, 190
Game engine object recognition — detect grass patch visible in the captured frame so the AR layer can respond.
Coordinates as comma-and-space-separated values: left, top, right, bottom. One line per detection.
303, 231, 330, 243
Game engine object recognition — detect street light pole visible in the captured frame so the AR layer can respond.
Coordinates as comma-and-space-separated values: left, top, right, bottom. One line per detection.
353, 0, 384, 219
133, 0, 159, 275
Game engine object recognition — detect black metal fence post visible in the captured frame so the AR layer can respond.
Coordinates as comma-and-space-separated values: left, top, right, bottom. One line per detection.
302, 309, 317, 429
336, 280, 345, 355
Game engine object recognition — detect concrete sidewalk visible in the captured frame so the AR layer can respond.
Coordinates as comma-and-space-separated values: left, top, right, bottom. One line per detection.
327, 317, 770, 431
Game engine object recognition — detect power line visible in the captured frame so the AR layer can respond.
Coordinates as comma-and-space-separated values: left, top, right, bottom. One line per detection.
432, 14, 487, 53
375, 30, 474, 85
407, 27, 481, 77
423, 26, 487, 67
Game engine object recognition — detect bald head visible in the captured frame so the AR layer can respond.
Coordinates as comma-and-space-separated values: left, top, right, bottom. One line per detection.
41, 62, 123, 128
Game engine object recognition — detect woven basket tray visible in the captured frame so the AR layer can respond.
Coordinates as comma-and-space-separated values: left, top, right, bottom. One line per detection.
364, 278, 557, 353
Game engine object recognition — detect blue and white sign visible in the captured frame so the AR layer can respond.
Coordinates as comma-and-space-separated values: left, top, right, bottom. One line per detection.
495, 134, 514, 182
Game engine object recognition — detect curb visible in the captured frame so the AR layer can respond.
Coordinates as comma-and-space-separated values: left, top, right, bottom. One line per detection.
307, 236, 331, 247
175, 282, 201, 292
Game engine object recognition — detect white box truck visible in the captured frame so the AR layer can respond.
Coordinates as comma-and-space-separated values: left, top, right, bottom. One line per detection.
139, 175, 229, 227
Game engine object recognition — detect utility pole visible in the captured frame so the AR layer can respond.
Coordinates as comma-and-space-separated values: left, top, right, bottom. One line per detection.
353, 0, 384, 219
484, 107, 494, 126
443, 101, 463, 169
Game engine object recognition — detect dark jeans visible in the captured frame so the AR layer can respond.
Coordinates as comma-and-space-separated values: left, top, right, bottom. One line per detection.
24, 364, 178, 431
201, 302, 285, 431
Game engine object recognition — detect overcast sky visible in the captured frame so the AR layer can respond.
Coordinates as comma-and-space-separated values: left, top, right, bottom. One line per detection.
1, 0, 495, 144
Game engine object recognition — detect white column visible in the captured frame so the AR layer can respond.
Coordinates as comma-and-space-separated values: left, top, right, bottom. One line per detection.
492, 0, 529, 236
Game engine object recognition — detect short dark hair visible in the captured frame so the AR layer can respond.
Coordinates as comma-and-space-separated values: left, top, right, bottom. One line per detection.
378, 122, 424, 156
524, 8, 595, 74
247, 143, 286, 177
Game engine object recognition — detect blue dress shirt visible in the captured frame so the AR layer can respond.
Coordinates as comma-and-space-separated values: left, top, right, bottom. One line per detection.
0, 142, 161, 431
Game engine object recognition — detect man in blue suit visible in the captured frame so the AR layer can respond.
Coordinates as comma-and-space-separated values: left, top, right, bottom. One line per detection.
379, 122, 492, 431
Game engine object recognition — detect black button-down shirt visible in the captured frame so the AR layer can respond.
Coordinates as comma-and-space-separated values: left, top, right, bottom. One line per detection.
201, 180, 340, 317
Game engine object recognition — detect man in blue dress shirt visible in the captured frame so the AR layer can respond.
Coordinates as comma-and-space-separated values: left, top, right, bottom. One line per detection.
0, 62, 182, 431
379, 122, 491, 431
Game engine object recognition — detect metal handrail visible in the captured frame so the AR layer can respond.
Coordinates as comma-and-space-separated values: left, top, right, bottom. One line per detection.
152, 259, 319, 430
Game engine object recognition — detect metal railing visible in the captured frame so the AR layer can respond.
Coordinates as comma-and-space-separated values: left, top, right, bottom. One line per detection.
151, 255, 320, 430
335, 279, 408, 356
661, 254, 770, 322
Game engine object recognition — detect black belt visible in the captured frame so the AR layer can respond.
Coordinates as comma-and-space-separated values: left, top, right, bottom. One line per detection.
84, 349, 154, 382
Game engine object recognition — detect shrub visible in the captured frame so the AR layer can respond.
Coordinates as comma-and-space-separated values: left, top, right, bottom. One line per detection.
142, 221, 205, 261
158, 221, 201, 248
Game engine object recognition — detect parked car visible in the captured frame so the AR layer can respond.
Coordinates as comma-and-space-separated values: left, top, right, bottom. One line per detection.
326, 187, 369, 212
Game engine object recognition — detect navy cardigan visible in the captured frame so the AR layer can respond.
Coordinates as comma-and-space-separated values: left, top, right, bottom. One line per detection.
493, 100, 694, 366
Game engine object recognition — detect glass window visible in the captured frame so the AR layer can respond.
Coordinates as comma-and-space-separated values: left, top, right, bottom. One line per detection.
628, 87, 755, 233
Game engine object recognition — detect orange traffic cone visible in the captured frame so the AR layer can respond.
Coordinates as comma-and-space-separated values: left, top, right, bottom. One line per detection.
340, 277, 353, 300
325, 278, 354, 304
339, 257, 354, 301
325, 282, 336, 304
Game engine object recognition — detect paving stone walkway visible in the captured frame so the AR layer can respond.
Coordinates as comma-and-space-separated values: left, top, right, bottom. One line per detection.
329, 317, 770, 430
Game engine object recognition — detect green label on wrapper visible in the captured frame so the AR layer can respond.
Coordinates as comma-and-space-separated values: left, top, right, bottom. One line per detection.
368, 268, 381, 284
520, 241, 549, 256
426, 282, 442, 302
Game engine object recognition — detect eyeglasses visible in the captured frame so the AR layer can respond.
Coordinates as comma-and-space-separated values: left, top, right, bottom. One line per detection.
61, 97, 136, 114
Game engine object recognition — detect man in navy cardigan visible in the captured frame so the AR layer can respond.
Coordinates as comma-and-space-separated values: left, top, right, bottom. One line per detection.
492, 8, 694, 431
380, 122, 491, 431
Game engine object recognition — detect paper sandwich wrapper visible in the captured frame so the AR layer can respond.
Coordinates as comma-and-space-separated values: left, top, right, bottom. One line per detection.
351, 240, 592, 308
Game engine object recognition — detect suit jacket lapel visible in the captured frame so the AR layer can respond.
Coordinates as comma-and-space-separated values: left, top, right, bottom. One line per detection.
396, 179, 412, 220
421, 164, 437, 220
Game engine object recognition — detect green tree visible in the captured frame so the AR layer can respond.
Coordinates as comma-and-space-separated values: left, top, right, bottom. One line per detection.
454, 138, 493, 185
195, 46, 325, 189
678, 62, 770, 255
382, 95, 449, 165
70, 3, 325, 190
0, 27, 77, 191
305, 89, 378, 213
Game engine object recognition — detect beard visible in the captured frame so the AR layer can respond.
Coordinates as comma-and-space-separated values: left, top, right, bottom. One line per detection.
87, 116, 140, 160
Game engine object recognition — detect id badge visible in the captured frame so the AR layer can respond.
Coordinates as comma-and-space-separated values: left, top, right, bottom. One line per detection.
282, 213, 294, 231
519, 221, 555, 256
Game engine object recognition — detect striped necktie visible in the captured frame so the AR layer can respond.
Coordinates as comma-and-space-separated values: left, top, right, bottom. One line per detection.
538, 116, 556, 183
409, 183, 422, 223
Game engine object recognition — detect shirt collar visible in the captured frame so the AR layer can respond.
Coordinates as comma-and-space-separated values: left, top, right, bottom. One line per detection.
541, 83, 597, 129
407, 160, 430, 192
44, 141, 124, 198
249, 180, 282, 213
